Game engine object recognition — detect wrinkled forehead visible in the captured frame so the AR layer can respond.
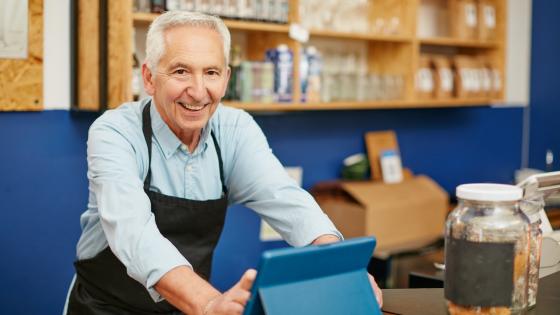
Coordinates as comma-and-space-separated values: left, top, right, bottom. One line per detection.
161, 25, 227, 66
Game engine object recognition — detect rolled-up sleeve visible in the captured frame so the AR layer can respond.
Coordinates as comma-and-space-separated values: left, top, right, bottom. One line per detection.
225, 113, 343, 246
87, 121, 190, 302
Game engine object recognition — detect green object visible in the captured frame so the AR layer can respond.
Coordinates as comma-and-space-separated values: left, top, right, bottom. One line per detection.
341, 153, 369, 180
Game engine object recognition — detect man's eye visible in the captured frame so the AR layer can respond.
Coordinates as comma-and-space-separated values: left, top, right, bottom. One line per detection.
207, 70, 220, 76
174, 69, 187, 75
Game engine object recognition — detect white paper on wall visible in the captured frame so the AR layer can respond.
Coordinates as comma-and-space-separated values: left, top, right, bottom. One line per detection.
0, 0, 28, 59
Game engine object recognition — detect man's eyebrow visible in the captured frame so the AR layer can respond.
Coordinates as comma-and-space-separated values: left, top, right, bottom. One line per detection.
168, 62, 190, 69
167, 62, 222, 70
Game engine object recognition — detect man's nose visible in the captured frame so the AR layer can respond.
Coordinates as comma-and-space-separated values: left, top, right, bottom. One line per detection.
185, 75, 207, 101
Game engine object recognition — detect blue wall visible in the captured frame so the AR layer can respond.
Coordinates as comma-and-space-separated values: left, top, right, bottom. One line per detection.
0, 106, 524, 314
527, 0, 560, 171
4, 2, 559, 313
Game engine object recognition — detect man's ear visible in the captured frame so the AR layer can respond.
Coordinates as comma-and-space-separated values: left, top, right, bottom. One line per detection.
142, 63, 156, 96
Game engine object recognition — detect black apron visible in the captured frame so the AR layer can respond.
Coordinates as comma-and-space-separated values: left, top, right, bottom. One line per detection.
67, 102, 228, 315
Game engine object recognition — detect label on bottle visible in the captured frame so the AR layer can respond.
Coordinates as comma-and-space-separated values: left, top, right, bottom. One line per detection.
465, 3, 478, 28
484, 5, 496, 29
439, 68, 453, 92
445, 237, 515, 307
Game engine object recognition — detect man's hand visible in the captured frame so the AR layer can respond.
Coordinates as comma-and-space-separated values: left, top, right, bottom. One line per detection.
311, 234, 383, 308
204, 269, 257, 315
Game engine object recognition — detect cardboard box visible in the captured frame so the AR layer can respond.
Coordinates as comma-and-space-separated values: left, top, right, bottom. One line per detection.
312, 175, 449, 255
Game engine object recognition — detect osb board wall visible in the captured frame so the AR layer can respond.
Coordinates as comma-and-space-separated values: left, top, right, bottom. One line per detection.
78, 0, 132, 110
0, 0, 43, 111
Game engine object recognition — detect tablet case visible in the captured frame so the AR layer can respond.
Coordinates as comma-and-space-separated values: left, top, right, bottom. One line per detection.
243, 237, 381, 315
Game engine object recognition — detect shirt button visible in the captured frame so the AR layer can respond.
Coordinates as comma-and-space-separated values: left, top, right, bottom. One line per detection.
186, 165, 193, 172
180, 144, 188, 152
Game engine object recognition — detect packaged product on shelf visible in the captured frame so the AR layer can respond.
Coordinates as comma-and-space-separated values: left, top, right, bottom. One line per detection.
478, 0, 497, 41
260, 62, 275, 103
450, 0, 478, 39
151, 0, 166, 13
299, 0, 370, 33
431, 55, 454, 99
266, 44, 293, 102
233, 0, 251, 19
132, 54, 142, 101
195, 0, 209, 14
490, 64, 502, 99
299, 49, 309, 102
453, 56, 472, 98
207, 0, 224, 16
305, 46, 322, 103
480, 59, 493, 98
179, 0, 195, 12
238, 61, 274, 103
239, 61, 253, 102
279, 0, 289, 23
224, 45, 242, 101
134, 0, 151, 13
415, 56, 435, 100
471, 59, 482, 98
166, 0, 181, 11
251, 62, 264, 101
368, 73, 382, 101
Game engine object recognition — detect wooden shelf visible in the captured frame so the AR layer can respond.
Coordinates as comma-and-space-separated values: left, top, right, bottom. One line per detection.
419, 37, 499, 48
310, 29, 412, 43
223, 98, 496, 112
76, 1, 506, 112
133, 12, 290, 33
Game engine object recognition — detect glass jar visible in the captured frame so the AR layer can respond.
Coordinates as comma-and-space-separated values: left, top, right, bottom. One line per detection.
520, 196, 544, 308
445, 184, 530, 315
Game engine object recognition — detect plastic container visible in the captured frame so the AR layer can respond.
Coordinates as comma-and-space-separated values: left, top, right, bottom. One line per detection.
266, 44, 293, 102
444, 184, 530, 315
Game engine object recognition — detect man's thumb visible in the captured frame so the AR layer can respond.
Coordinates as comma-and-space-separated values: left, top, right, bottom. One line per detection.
235, 269, 257, 291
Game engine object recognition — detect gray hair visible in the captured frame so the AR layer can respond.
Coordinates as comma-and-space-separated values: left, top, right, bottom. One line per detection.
145, 11, 231, 71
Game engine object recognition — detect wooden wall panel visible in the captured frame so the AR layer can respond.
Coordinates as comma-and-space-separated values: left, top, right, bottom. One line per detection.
107, 0, 132, 109
0, 0, 43, 111
77, 0, 100, 110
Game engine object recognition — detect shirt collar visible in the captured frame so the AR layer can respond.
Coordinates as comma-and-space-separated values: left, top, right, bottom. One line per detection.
149, 100, 212, 159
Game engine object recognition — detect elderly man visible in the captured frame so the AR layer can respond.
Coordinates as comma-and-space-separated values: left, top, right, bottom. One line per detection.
66, 11, 381, 315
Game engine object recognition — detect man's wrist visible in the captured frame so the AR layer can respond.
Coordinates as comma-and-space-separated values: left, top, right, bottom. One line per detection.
202, 294, 220, 315
311, 234, 341, 245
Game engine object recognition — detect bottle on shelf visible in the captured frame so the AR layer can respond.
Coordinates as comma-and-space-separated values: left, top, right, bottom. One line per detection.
224, 45, 242, 101
266, 44, 293, 103
150, 0, 166, 13
132, 53, 142, 101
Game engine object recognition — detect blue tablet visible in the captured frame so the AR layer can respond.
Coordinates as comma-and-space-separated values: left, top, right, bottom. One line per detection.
243, 237, 381, 315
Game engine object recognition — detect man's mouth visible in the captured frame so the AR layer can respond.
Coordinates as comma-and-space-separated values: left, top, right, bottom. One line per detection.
177, 101, 207, 112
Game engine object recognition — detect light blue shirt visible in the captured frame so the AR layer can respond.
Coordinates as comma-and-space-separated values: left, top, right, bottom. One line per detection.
76, 98, 341, 301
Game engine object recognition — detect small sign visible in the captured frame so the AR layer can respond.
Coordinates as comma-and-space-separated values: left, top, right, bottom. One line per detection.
0, 0, 28, 59
289, 24, 309, 43
259, 166, 303, 241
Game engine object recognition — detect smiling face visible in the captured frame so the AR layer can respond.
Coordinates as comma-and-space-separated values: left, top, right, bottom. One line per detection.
143, 25, 230, 144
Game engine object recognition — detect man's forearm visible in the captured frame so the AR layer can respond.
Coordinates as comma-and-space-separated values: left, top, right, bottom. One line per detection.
154, 265, 220, 315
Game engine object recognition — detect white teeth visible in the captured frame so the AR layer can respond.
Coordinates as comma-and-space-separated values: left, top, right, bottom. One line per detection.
178, 102, 205, 111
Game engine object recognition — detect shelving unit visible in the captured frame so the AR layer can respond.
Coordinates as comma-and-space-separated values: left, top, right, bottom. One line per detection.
419, 37, 498, 48
75, 0, 507, 112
